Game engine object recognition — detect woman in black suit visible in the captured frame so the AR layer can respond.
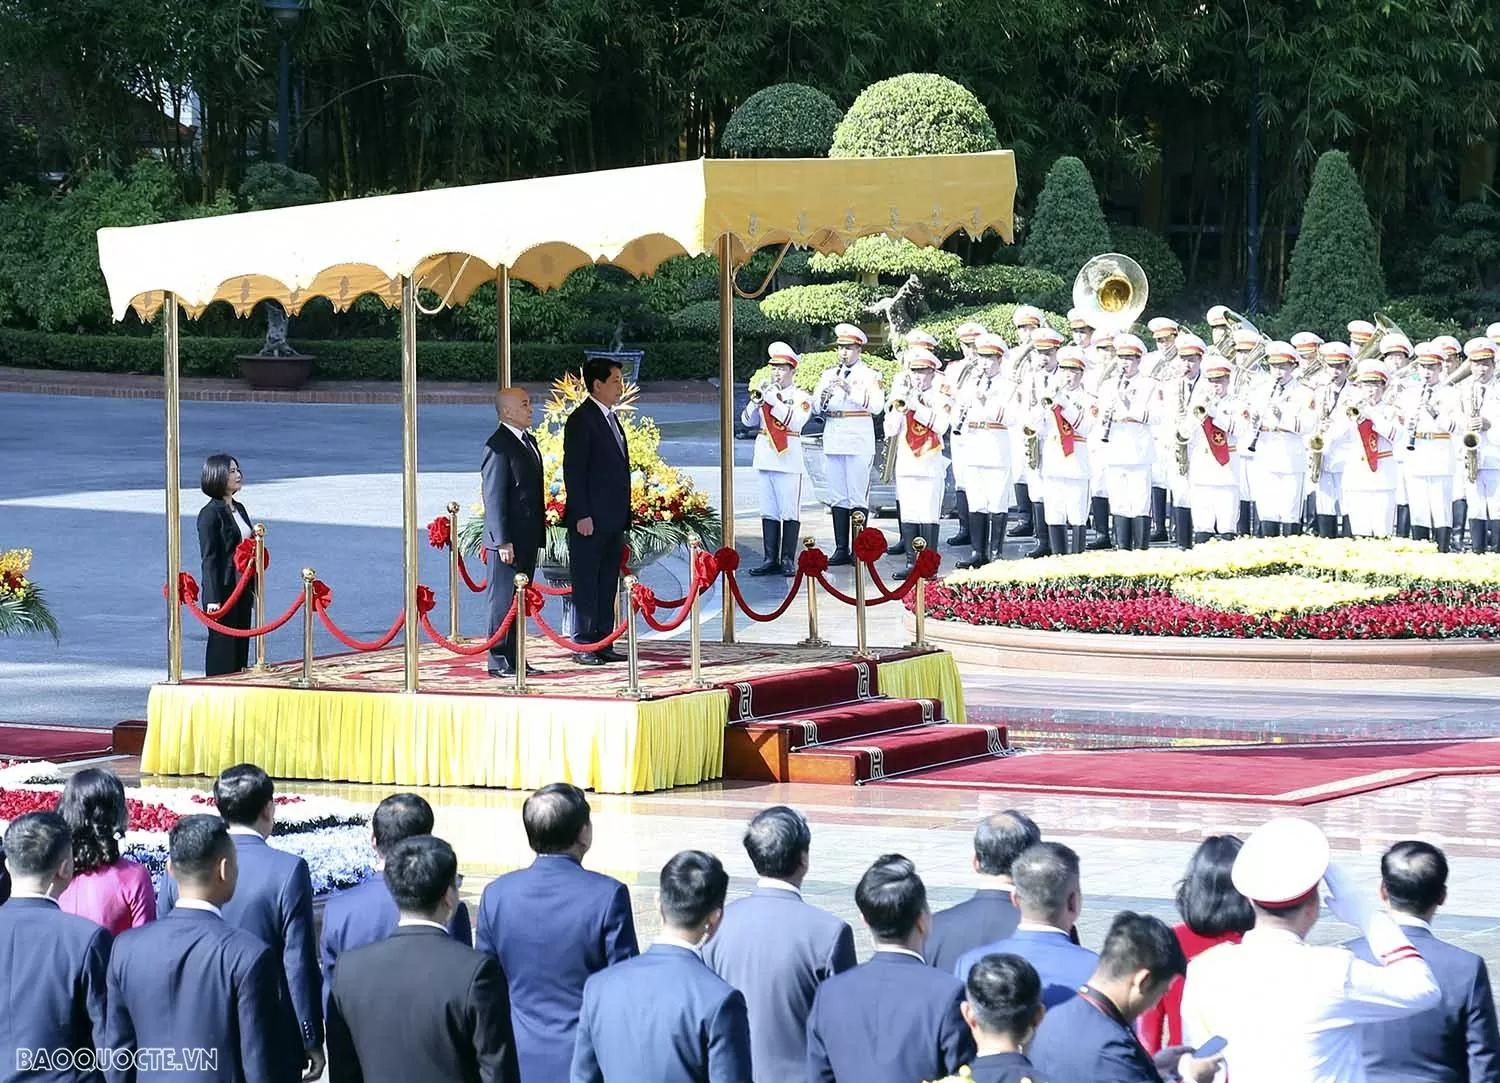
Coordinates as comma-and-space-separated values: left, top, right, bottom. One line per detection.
197, 453, 255, 676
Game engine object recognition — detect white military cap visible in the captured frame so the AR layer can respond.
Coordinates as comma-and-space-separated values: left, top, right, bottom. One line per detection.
974, 333, 1008, 356
905, 347, 940, 370
1031, 326, 1066, 349
1433, 335, 1462, 355
1176, 333, 1206, 356
1232, 328, 1261, 350
1291, 331, 1324, 353
1415, 341, 1445, 365
955, 322, 987, 343
1067, 308, 1091, 329
1319, 341, 1354, 364
1231, 817, 1331, 908
1465, 337, 1497, 361
1012, 305, 1044, 328
1056, 346, 1087, 370
1205, 305, 1230, 326
1347, 320, 1376, 343
905, 329, 938, 352
1113, 333, 1147, 357
1487, 322, 1500, 340
1355, 359, 1393, 384
767, 341, 800, 367
1379, 333, 1413, 358
1147, 317, 1179, 336
1202, 356, 1233, 379
1266, 341, 1298, 365
834, 323, 867, 346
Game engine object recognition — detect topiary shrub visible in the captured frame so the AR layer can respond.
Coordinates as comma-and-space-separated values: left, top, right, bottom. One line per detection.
239, 162, 321, 210
920, 303, 1070, 354
1021, 156, 1112, 310
759, 282, 884, 327
746, 349, 902, 396
829, 73, 997, 159
808, 235, 963, 280
721, 83, 843, 158
1280, 150, 1385, 338
1109, 224, 1185, 309
942, 265, 1066, 305
669, 297, 797, 339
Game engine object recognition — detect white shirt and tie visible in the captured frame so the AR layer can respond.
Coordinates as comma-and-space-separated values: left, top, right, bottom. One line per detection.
593, 397, 627, 458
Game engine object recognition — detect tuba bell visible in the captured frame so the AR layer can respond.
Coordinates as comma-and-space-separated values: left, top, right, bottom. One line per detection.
1072, 254, 1149, 334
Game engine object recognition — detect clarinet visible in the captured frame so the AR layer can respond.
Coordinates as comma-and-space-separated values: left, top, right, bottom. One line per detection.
1406, 386, 1431, 451
1100, 375, 1129, 443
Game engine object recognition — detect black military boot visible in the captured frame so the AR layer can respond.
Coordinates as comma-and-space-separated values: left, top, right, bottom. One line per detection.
947, 490, 971, 546
1193, 532, 1213, 545
1009, 484, 1034, 537
1070, 525, 1088, 555
888, 503, 907, 556
1488, 520, 1500, 554
921, 523, 941, 560
990, 513, 1009, 561
1238, 501, 1254, 536
1149, 487, 1170, 542
828, 507, 853, 566
1111, 515, 1131, 552
749, 518, 782, 576
1046, 524, 1067, 557
956, 513, 990, 570
1472, 520, 1490, 554
1435, 527, 1453, 553
779, 520, 800, 575
1411, 525, 1431, 542
1395, 504, 1411, 538
1029, 503, 1053, 557
1260, 521, 1281, 538
1132, 515, 1151, 550
1174, 506, 1194, 549
1316, 514, 1338, 539
1087, 497, 1113, 549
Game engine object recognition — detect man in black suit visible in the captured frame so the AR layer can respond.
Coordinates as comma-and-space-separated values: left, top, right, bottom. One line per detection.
0, 813, 111, 1082
926, 810, 1041, 973
328, 835, 520, 1083
562, 357, 631, 666
959, 954, 1048, 1083
483, 388, 547, 678
107, 815, 286, 1083
159, 763, 323, 1080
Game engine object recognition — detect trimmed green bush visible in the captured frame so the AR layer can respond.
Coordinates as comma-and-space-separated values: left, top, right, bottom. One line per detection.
808, 236, 962, 280
1021, 156, 1112, 308
746, 349, 901, 396
669, 297, 796, 339
829, 73, 997, 159
721, 83, 843, 158
942, 265, 1066, 305
1280, 150, 1385, 338
239, 163, 321, 210
919, 303, 1070, 354
759, 282, 883, 327
1109, 225, 1185, 309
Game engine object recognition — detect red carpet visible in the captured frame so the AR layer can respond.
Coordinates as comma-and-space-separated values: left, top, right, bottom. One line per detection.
0, 723, 116, 763
878, 739, 1500, 805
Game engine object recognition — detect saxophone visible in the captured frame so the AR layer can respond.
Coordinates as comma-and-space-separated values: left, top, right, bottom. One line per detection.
1307, 385, 1336, 486
1464, 382, 1485, 484
1173, 375, 1193, 475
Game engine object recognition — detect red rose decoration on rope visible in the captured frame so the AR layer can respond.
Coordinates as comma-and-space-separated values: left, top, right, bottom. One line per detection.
415, 586, 436, 615
913, 548, 942, 580
426, 516, 452, 550
523, 585, 544, 616
798, 548, 829, 576
312, 581, 333, 610
163, 573, 199, 605
233, 538, 268, 575
853, 527, 887, 564
630, 582, 658, 617
715, 547, 740, 574
692, 549, 719, 591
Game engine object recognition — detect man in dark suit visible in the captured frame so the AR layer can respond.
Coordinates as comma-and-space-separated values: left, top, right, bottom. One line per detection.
806, 854, 976, 1083
1028, 911, 1219, 1083
958, 954, 1047, 1083
107, 815, 286, 1083
320, 793, 472, 1007
572, 850, 751, 1082
562, 356, 631, 666
159, 763, 323, 1080
703, 806, 857, 1082
327, 835, 520, 1083
927, 810, 1041, 973
476, 783, 637, 1082
483, 387, 547, 678
954, 842, 1097, 1007
0, 813, 111, 1082
1347, 840, 1500, 1082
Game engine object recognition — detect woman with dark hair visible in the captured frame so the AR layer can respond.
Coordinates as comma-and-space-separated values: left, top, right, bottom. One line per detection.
55, 768, 156, 933
197, 453, 255, 676
1138, 834, 1254, 1054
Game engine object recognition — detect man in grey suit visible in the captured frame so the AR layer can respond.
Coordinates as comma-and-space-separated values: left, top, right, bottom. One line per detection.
703, 806, 857, 1082
926, 810, 1041, 973
1347, 840, 1500, 1083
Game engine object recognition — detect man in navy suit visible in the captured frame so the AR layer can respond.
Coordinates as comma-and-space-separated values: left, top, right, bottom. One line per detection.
107, 815, 286, 1083
571, 850, 751, 1082
958, 954, 1047, 1083
1347, 840, 1500, 1082
0, 813, 111, 1082
562, 356, 631, 666
1028, 911, 1220, 1083
703, 806, 857, 1082
927, 810, 1041, 973
320, 793, 472, 1008
476, 783, 638, 1082
954, 842, 1097, 1008
159, 763, 323, 1080
806, 854, 976, 1083
482, 387, 547, 678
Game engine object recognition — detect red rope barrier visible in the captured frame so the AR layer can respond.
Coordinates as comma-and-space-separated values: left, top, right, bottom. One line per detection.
530, 610, 629, 653
184, 592, 305, 638
724, 570, 805, 623
318, 608, 405, 652
533, 580, 571, 596
811, 572, 859, 606
864, 548, 942, 604
419, 597, 518, 656
457, 552, 488, 593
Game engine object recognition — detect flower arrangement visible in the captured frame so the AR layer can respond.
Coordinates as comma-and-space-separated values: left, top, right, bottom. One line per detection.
0, 548, 59, 640
922, 537, 1500, 640
459, 372, 721, 573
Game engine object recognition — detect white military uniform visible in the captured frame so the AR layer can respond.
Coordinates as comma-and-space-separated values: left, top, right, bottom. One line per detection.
942, 324, 984, 495
1038, 359, 1094, 527
1307, 353, 1357, 524
1185, 369, 1243, 535
1401, 353, 1460, 534
1144, 318, 1179, 493
1096, 345, 1157, 522
814, 326, 885, 511
1465, 375, 1500, 520
1338, 361, 1405, 537
883, 353, 951, 525
1247, 346, 1314, 528
741, 382, 811, 521
958, 336, 1016, 516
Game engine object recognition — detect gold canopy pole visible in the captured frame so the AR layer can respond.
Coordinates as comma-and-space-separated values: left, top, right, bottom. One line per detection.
401, 276, 421, 692
718, 234, 736, 644
163, 292, 182, 683
496, 265, 512, 388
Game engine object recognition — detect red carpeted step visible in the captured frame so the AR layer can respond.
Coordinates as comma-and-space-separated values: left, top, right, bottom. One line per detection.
788, 723, 1009, 786
722, 659, 879, 722
0, 723, 116, 762
768, 698, 945, 749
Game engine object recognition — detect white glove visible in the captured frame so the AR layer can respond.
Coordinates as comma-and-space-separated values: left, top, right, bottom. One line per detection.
1321, 861, 1376, 930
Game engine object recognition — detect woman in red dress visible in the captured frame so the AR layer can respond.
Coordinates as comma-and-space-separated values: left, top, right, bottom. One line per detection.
1138, 835, 1254, 1054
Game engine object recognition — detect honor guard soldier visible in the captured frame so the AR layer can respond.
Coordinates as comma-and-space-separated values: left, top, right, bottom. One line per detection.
882, 347, 951, 566
1292, 332, 1326, 527
1307, 342, 1357, 538
1205, 304, 1232, 356
1403, 343, 1461, 552
888, 328, 941, 558
1035, 346, 1095, 555
1339, 359, 1405, 537
1461, 338, 1500, 553
1246, 341, 1313, 536
1023, 325, 1067, 556
955, 332, 1016, 568
1435, 335, 1469, 543
1377, 333, 1417, 537
1082, 331, 1115, 548
742, 342, 812, 576
1183, 355, 1244, 541
1068, 307, 1094, 348
1144, 318, 1180, 541
1182, 817, 1440, 1083
1097, 333, 1158, 549
1231, 325, 1265, 534
1348, 320, 1377, 357
1291, 331, 1325, 368
1007, 307, 1046, 546
944, 322, 988, 550
814, 323, 884, 565
1160, 332, 1207, 548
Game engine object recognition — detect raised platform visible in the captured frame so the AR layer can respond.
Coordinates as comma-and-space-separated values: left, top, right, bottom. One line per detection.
143, 641, 967, 794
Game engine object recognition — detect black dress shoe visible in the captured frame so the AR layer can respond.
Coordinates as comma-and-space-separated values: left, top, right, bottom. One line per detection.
573, 652, 604, 666
488, 662, 516, 678
596, 648, 626, 663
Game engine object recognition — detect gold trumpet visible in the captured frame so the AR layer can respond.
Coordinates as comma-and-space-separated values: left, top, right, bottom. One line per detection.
749, 385, 766, 404
1192, 404, 1208, 419
887, 397, 906, 413
1346, 404, 1362, 419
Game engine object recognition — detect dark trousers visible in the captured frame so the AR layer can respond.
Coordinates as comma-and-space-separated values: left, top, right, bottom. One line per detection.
567, 528, 626, 646
204, 589, 252, 676
486, 546, 539, 670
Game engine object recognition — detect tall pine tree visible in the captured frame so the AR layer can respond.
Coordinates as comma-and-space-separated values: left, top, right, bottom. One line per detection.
1280, 150, 1385, 336
1021, 156, 1112, 311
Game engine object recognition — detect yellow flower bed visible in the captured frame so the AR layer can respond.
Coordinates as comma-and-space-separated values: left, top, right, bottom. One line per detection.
1171, 574, 1401, 617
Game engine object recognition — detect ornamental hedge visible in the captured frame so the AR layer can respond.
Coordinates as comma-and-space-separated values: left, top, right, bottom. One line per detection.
721, 83, 843, 158
808, 236, 963, 280
829, 73, 997, 159
1021, 156, 1112, 309
759, 282, 884, 328
1109, 225, 1185, 309
1280, 150, 1386, 338
918, 303, 1070, 354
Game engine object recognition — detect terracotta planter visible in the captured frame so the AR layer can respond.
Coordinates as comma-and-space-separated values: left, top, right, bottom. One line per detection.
237, 353, 314, 390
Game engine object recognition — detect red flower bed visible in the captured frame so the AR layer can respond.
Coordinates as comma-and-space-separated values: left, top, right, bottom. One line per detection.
0, 788, 182, 832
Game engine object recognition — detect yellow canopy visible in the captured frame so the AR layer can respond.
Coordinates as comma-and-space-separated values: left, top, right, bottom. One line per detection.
96, 153, 1017, 322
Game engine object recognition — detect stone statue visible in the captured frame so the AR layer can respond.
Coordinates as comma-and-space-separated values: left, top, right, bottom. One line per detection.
865, 274, 925, 341
258, 301, 299, 357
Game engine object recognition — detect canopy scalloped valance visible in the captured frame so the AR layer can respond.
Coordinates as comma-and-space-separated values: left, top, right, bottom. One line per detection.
96, 152, 1018, 322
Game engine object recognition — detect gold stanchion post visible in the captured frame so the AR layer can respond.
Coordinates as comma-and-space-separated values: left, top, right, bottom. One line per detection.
618, 575, 642, 698
400, 276, 421, 693
908, 536, 929, 650
251, 524, 269, 671
447, 502, 462, 642
797, 537, 828, 647
163, 292, 182, 683
851, 511, 872, 658
293, 568, 316, 688
686, 533, 709, 688
717, 234, 736, 645
513, 572, 529, 695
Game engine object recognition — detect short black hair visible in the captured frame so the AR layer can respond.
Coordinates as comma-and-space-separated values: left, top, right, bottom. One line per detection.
3, 812, 72, 876
974, 810, 1041, 877
213, 763, 274, 826
659, 850, 729, 927
582, 357, 622, 394
1175, 835, 1254, 938
1097, 911, 1187, 987
1012, 842, 1080, 921
169, 815, 234, 883
522, 783, 590, 854
372, 794, 435, 856
855, 854, 927, 941
200, 453, 238, 499
57, 768, 128, 874
965, 954, 1043, 1039
1382, 840, 1449, 915
383, 835, 459, 912
743, 806, 811, 880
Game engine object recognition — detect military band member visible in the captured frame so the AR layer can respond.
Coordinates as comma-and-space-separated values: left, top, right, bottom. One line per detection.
1205, 305, 1232, 357
1435, 334, 1470, 541
1339, 360, 1405, 538
742, 342, 812, 576
1291, 332, 1326, 529
1007, 307, 1046, 546
888, 328, 941, 558
1080, 331, 1116, 549
1291, 331, 1324, 367
1144, 318, 1180, 542
1231, 325, 1265, 534
883, 348, 951, 569
814, 323, 885, 566
1462, 338, 1500, 553
1184, 357, 1243, 541
1097, 333, 1157, 550
1377, 333, 1417, 538
1308, 342, 1357, 538
944, 322, 987, 550
1067, 308, 1093, 349
1402, 343, 1461, 552
1022, 325, 1067, 557
1348, 320, 1377, 358
955, 333, 1016, 568
1245, 342, 1313, 536
1036, 347, 1095, 556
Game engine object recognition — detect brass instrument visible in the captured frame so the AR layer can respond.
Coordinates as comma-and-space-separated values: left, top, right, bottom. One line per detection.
1346, 403, 1363, 420
1193, 403, 1208, 419
1023, 426, 1042, 470
887, 397, 907, 414
1222, 309, 1267, 387
1464, 382, 1485, 483
1307, 384, 1337, 485
1147, 338, 1179, 381
1445, 358, 1474, 387
749, 382, 768, 404
1074, 254, 1149, 322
